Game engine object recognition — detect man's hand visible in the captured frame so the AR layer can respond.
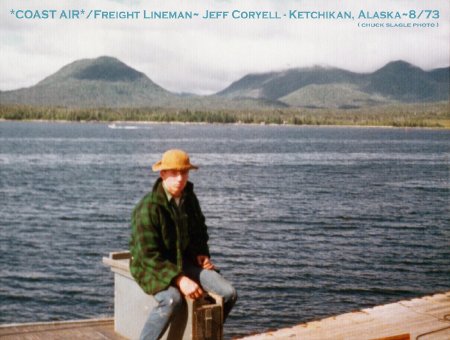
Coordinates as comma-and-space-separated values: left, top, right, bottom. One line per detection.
175, 275, 204, 299
197, 255, 216, 270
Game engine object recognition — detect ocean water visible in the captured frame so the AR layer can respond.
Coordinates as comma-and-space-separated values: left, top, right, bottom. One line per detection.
0, 121, 449, 338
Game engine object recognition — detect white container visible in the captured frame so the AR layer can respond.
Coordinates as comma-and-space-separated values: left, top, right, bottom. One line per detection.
103, 251, 223, 340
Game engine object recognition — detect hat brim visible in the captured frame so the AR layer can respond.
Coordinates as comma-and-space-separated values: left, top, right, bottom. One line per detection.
152, 161, 198, 172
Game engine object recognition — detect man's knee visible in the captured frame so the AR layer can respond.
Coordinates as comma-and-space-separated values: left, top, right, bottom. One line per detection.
223, 284, 238, 304
156, 286, 183, 311
170, 288, 183, 308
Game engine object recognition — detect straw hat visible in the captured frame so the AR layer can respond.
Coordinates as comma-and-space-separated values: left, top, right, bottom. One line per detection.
152, 149, 198, 172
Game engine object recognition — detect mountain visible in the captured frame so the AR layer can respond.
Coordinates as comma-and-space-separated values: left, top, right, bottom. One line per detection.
218, 67, 364, 101
0, 57, 448, 109
364, 61, 448, 101
218, 61, 449, 108
0, 56, 283, 109
0, 57, 177, 108
279, 83, 387, 109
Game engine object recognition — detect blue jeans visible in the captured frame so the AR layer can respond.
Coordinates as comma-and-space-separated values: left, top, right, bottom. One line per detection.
139, 262, 237, 340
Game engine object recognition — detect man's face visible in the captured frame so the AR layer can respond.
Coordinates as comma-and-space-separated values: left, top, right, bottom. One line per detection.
160, 169, 189, 197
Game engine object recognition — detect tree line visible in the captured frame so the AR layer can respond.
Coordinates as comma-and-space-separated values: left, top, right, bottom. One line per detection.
0, 102, 448, 128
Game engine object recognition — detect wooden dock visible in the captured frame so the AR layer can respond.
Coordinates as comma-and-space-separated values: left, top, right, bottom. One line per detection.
0, 292, 448, 339
0, 318, 125, 340
239, 291, 450, 340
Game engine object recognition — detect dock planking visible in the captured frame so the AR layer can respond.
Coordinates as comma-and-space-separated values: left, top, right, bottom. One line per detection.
238, 292, 450, 340
0, 292, 449, 339
0, 318, 126, 340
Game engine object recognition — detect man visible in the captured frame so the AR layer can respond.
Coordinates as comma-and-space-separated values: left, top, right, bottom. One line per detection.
129, 149, 237, 340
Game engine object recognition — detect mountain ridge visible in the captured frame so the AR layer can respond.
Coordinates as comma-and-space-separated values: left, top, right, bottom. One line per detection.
219, 60, 449, 107
0, 57, 448, 109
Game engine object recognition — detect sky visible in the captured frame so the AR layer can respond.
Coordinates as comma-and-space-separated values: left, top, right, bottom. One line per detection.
1, 0, 449, 94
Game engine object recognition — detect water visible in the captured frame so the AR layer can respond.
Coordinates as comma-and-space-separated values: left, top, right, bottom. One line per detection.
0, 121, 449, 338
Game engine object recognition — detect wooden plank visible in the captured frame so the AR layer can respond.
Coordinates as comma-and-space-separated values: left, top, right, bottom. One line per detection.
238, 292, 450, 340
110, 251, 131, 260
371, 334, 410, 340
0, 318, 126, 340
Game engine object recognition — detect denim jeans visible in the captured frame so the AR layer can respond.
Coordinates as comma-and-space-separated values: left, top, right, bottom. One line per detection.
139, 261, 237, 340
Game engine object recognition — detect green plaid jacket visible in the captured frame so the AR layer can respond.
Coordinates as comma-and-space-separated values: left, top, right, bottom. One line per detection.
129, 177, 210, 295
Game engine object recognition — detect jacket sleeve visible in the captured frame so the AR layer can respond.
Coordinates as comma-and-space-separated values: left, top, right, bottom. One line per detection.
129, 201, 181, 295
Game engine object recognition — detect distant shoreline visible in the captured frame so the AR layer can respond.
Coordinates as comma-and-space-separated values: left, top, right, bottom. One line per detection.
1, 118, 449, 130
1, 102, 449, 129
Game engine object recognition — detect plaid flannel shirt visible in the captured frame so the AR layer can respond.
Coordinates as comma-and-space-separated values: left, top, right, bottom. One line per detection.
129, 177, 210, 295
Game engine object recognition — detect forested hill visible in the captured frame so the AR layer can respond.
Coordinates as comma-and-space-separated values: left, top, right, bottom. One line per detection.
218, 60, 449, 108
0, 57, 448, 109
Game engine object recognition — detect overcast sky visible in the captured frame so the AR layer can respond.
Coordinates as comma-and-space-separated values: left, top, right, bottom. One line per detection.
1, 0, 449, 94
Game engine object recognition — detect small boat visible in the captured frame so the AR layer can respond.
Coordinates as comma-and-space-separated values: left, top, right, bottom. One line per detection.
107, 123, 138, 130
